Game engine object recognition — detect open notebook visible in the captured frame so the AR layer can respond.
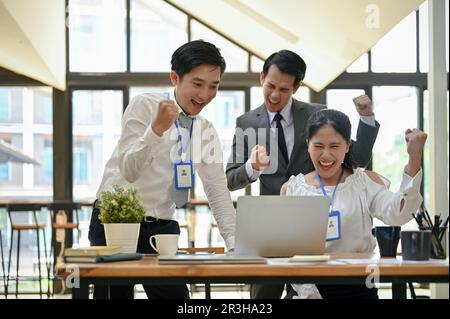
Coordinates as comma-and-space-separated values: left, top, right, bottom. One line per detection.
158, 254, 266, 264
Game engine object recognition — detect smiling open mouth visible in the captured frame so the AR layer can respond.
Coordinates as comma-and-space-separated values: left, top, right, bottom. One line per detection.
268, 99, 280, 107
318, 160, 335, 169
191, 99, 204, 108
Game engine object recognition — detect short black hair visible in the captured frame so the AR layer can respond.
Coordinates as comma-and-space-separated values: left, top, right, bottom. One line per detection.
306, 109, 355, 169
171, 40, 226, 79
262, 50, 306, 86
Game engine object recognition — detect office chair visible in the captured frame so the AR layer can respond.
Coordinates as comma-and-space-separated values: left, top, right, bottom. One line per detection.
47, 201, 82, 295
6, 203, 50, 298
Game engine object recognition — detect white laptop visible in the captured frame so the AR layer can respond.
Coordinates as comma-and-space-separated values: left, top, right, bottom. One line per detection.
234, 196, 330, 257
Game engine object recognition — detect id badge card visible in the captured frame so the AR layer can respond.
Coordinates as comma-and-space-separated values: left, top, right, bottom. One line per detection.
174, 161, 194, 189
326, 210, 341, 241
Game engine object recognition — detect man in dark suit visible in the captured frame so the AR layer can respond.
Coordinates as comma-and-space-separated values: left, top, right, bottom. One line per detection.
226, 50, 380, 299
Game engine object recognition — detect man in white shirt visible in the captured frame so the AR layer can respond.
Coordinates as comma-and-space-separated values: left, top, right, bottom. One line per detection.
88, 40, 236, 299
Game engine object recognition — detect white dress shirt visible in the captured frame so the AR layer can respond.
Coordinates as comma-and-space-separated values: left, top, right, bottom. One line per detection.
245, 98, 377, 181
96, 93, 236, 249
287, 167, 422, 298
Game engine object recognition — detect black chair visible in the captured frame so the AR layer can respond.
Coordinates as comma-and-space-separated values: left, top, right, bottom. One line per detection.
47, 201, 81, 294
6, 203, 50, 298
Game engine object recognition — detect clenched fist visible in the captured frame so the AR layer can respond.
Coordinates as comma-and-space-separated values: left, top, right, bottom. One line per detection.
353, 94, 374, 116
405, 128, 427, 160
250, 145, 270, 171
151, 99, 179, 136
404, 128, 427, 176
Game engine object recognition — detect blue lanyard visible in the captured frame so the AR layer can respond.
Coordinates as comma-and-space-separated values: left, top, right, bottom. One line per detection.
174, 118, 194, 160
315, 168, 345, 208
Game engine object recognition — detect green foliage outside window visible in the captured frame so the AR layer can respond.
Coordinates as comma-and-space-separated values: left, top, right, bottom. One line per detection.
373, 134, 409, 191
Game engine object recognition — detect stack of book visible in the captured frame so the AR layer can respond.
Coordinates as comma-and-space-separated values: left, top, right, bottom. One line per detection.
64, 246, 142, 263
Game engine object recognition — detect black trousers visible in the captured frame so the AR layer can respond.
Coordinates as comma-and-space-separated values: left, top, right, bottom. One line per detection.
88, 201, 189, 299
283, 284, 379, 299
251, 283, 295, 299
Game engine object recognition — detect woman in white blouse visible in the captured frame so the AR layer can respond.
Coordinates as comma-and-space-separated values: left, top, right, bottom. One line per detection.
281, 109, 427, 299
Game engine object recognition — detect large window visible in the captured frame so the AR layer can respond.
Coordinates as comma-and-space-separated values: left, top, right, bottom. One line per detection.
326, 89, 366, 141
0, 87, 53, 287
191, 20, 248, 72
371, 11, 417, 72
0, 88, 11, 121
73, 147, 90, 183
69, 0, 127, 72
194, 90, 246, 200
43, 147, 53, 183
72, 90, 123, 200
0, 87, 53, 198
372, 86, 418, 191
131, 0, 188, 71
0, 162, 10, 182
64, 1, 449, 250
346, 53, 369, 73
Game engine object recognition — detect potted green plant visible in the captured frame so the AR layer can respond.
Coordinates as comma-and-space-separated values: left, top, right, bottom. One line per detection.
98, 186, 145, 253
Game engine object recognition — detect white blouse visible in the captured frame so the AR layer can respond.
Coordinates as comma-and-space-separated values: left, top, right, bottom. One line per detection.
287, 167, 423, 298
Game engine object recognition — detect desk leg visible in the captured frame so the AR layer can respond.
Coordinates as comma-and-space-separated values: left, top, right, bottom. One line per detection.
205, 283, 211, 299
72, 280, 90, 299
392, 283, 407, 299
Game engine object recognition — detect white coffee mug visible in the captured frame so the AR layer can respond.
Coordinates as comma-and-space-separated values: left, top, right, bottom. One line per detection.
149, 234, 179, 256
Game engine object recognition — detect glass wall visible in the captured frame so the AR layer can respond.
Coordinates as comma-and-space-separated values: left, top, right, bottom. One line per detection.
194, 90, 246, 200
371, 11, 417, 72
371, 86, 418, 191
64, 0, 449, 248
72, 90, 123, 200
69, 0, 127, 72
326, 89, 366, 141
191, 20, 248, 72
130, 0, 188, 71
0, 86, 53, 287
0, 87, 53, 199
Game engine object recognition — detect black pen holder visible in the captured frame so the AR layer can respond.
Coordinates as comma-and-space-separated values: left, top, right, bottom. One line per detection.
421, 226, 447, 259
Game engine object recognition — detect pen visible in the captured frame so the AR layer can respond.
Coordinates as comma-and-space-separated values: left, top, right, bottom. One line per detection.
442, 216, 449, 228
423, 206, 434, 229
438, 216, 449, 242
438, 226, 447, 242
435, 214, 441, 231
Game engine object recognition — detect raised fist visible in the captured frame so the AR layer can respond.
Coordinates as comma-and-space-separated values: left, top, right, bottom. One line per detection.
151, 99, 179, 136
250, 145, 270, 171
353, 94, 374, 116
405, 128, 427, 160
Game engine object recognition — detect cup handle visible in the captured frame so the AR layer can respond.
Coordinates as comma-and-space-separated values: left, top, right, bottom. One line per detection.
149, 236, 158, 253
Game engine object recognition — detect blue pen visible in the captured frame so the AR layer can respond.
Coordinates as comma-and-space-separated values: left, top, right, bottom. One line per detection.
164, 92, 170, 100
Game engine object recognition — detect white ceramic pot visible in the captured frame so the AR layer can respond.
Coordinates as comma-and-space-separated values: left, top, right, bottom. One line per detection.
103, 223, 141, 253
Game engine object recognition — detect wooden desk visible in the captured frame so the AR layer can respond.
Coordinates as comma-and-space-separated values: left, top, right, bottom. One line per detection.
57, 253, 449, 299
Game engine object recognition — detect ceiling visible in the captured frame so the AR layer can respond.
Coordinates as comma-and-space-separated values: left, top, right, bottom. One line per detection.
0, 0, 66, 90
0, 0, 425, 92
168, 0, 425, 91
